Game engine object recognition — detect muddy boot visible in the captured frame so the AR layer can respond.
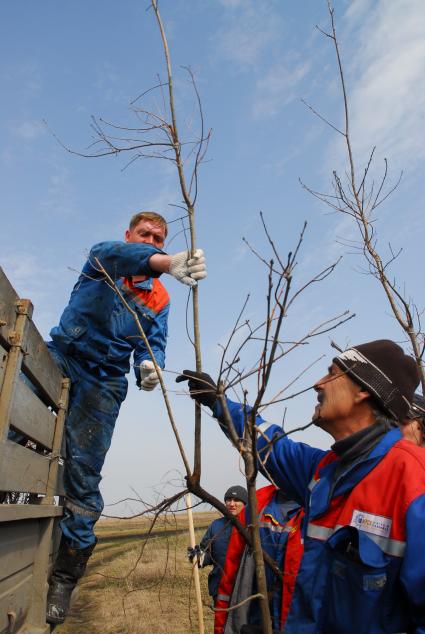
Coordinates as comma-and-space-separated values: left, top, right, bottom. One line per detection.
46, 537, 97, 625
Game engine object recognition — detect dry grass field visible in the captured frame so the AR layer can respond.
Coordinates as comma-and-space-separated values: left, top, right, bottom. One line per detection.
54, 511, 220, 634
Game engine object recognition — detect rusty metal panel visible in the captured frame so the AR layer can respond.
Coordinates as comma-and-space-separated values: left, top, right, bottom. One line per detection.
0, 567, 32, 634
9, 379, 56, 450
0, 269, 67, 634
0, 505, 62, 523
22, 321, 63, 409
0, 300, 33, 444
55, 462, 65, 498
42, 377, 69, 505
0, 518, 38, 582
0, 267, 18, 349
0, 441, 49, 495
0, 519, 46, 634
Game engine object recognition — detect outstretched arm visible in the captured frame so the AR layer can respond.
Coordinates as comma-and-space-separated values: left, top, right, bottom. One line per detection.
176, 370, 326, 505
86, 242, 207, 287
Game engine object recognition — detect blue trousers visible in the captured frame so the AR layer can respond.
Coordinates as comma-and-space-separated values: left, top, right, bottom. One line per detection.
47, 344, 128, 548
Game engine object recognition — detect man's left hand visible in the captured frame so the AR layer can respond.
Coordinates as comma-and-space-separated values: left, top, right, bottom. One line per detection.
139, 360, 161, 391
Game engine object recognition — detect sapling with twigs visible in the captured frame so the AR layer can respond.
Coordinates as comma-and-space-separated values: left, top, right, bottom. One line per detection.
48, 2, 357, 630
301, 0, 425, 393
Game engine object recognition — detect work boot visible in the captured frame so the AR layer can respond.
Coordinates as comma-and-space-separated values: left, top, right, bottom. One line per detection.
46, 537, 97, 625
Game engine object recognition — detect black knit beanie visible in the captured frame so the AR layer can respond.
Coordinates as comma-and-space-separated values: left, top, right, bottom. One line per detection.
224, 485, 248, 505
333, 339, 420, 421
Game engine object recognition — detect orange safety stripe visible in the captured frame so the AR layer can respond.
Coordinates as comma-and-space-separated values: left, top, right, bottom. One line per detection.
122, 277, 169, 314
307, 439, 425, 548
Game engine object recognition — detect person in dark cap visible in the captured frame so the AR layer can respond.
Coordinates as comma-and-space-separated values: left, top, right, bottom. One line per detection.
401, 392, 425, 448
178, 339, 425, 634
214, 485, 301, 634
188, 485, 247, 603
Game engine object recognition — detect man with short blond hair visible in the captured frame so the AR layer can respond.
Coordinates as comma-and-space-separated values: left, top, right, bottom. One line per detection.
128, 210, 168, 236
46, 211, 206, 624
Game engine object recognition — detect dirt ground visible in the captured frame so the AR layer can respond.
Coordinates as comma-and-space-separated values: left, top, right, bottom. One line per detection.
54, 511, 219, 634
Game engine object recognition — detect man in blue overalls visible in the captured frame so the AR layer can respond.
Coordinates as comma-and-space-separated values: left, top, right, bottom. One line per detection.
46, 211, 206, 624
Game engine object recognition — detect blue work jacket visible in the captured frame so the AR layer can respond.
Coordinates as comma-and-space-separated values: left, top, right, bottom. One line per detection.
50, 241, 169, 381
217, 486, 299, 632
200, 517, 233, 599
214, 397, 425, 634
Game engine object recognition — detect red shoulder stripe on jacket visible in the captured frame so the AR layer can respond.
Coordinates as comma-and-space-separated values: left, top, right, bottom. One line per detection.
214, 485, 278, 634
280, 509, 304, 630
123, 277, 170, 314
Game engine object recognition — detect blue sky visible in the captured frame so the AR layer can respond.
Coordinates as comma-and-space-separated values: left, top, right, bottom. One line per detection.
1, 0, 424, 514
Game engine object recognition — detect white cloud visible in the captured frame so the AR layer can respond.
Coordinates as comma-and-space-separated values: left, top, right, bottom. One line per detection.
1, 251, 63, 307
340, 0, 425, 170
12, 119, 44, 140
0, 148, 14, 165
39, 162, 76, 217
94, 61, 124, 103
1, 252, 59, 337
217, 0, 245, 7
252, 58, 310, 118
1, 60, 42, 100
212, 1, 283, 69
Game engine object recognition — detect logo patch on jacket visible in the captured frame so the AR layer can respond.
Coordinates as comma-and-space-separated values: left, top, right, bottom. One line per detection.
350, 510, 392, 538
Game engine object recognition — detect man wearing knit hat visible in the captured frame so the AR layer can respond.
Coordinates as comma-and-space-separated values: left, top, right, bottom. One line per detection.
177, 339, 425, 634
401, 393, 425, 448
188, 485, 247, 604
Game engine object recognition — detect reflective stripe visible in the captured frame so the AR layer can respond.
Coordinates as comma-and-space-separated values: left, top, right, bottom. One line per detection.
65, 499, 102, 520
257, 421, 273, 436
308, 476, 319, 492
306, 522, 406, 557
217, 593, 230, 602
368, 533, 406, 557
307, 523, 336, 540
258, 521, 286, 533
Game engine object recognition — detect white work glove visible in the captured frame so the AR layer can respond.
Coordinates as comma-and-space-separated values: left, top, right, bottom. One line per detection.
139, 360, 161, 391
169, 249, 207, 287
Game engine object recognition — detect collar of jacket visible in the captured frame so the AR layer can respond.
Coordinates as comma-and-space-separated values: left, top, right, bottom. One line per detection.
132, 277, 153, 290
308, 428, 402, 519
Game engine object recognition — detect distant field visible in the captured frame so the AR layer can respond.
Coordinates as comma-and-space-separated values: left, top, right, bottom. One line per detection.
55, 511, 220, 634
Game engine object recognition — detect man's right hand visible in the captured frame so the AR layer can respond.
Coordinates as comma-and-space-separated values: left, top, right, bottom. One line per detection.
169, 249, 207, 287
176, 370, 217, 409
148, 248, 207, 286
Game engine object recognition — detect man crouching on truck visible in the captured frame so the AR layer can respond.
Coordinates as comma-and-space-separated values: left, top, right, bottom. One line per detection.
46, 211, 206, 624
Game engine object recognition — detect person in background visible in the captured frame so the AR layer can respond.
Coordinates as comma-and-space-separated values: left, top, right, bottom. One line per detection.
214, 485, 301, 634
188, 486, 247, 603
401, 392, 425, 447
